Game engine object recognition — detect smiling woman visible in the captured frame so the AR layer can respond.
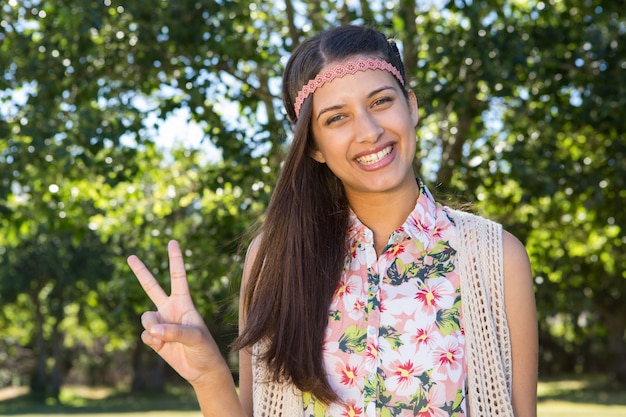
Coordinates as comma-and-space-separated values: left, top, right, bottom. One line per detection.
127, 24, 537, 417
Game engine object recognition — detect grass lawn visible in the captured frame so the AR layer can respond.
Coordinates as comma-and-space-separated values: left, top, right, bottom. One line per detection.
0, 375, 624, 416
0, 385, 202, 416
538, 375, 626, 417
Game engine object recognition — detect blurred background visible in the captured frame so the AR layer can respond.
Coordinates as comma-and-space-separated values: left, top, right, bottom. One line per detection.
0, 0, 624, 413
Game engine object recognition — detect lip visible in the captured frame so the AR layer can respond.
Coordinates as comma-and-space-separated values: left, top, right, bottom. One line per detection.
354, 143, 396, 171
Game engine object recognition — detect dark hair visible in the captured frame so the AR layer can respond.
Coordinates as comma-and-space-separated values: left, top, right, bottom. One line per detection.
233, 25, 409, 404
283, 25, 408, 124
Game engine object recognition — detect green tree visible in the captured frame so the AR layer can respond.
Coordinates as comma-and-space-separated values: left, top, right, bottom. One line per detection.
1, 0, 624, 397
0, 0, 278, 397
0, 228, 113, 400
496, 1, 625, 380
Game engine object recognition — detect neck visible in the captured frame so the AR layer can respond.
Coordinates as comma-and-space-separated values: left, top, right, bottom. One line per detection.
346, 179, 420, 255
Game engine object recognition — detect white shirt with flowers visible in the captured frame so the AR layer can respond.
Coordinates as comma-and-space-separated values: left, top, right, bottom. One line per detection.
303, 182, 466, 417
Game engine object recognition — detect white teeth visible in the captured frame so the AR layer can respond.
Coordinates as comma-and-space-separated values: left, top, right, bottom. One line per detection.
357, 145, 393, 165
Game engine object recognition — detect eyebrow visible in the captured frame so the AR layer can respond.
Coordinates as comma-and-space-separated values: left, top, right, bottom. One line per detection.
315, 85, 396, 121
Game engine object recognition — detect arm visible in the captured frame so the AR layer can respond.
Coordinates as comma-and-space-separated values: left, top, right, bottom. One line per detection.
237, 237, 262, 417
127, 240, 246, 417
502, 231, 538, 417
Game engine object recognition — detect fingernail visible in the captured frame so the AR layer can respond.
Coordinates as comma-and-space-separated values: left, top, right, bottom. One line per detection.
149, 325, 164, 337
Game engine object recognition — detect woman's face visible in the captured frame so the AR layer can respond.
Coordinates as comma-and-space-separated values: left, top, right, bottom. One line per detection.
309, 65, 419, 201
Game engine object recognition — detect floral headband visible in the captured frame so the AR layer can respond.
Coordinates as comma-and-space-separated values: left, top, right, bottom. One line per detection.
293, 57, 405, 118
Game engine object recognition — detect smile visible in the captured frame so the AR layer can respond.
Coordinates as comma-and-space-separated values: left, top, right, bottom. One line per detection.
356, 145, 393, 165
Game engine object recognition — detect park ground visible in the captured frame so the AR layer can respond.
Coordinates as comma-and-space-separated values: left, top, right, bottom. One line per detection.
0, 375, 624, 416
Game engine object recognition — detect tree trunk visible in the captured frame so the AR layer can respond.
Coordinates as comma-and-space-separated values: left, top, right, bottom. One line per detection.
131, 340, 167, 392
131, 340, 147, 391
148, 355, 166, 391
50, 322, 64, 401
29, 291, 47, 402
604, 307, 626, 384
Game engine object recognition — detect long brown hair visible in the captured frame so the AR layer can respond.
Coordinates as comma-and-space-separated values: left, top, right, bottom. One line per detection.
233, 25, 409, 404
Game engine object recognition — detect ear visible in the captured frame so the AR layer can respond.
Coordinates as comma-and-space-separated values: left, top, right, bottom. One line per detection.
407, 90, 419, 127
310, 148, 326, 164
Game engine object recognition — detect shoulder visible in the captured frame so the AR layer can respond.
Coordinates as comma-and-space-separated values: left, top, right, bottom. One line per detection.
239, 234, 264, 327
244, 234, 263, 267
502, 230, 532, 282
444, 206, 530, 265
501, 229, 535, 323
242, 233, 264, 288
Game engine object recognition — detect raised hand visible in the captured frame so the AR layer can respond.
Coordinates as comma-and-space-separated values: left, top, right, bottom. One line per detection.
127, 240, 228, 387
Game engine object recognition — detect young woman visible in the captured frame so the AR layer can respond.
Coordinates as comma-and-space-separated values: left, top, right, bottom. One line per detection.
127, 25, 538, 417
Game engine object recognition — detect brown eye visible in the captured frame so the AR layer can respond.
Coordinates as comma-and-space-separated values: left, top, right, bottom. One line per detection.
372, 97, 393, 107
326, 114, 346, 125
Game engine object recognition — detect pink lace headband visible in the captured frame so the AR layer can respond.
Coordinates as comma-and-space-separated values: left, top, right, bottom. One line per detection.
293, 57, 405, 118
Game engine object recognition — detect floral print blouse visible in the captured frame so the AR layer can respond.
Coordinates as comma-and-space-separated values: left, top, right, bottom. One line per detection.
303, 183, 466, 417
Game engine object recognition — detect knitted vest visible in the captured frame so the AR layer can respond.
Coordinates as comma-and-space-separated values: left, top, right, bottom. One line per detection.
252, 209, 514, 417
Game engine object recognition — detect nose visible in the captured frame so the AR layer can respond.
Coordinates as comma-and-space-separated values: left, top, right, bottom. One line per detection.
355, 110, 384, 143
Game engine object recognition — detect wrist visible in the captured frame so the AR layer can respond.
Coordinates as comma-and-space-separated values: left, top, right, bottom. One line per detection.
191, 365, 246, 417
190, 361, 235, 391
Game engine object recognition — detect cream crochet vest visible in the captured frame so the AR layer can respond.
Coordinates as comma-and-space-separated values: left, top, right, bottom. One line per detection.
252, 209, 514, 417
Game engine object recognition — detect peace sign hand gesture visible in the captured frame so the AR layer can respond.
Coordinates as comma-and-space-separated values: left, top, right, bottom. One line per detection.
127, 240, 228, 388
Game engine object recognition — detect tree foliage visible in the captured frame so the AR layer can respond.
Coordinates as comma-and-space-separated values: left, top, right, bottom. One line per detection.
1, 0, 624, 399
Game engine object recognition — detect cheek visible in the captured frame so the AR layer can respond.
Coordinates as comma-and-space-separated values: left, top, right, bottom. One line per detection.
315, 131, 350, 158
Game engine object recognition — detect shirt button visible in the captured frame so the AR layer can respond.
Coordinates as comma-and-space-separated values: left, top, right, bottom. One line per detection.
392, 234, 403, 243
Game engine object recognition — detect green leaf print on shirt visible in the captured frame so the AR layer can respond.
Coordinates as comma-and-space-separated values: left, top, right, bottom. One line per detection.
410, 390, 429, 416
338, 325, 367, 353
426, 243, 456, 278
384, 242, 456, 287
379, 325, 403, 350
435, 292, 462, 335
387, 259, 407, 286
429, 243, 456, 263
302, 391, 327, 416
366, 268, 381, 312
365, 368, 434, 417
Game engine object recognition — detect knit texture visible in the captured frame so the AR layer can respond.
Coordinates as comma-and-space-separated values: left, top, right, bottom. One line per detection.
252, 342, 303, 417
448, 208, 514, 416
252, 208, 514, 417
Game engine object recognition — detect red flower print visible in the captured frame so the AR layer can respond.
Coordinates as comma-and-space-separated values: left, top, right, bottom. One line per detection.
341, 401, 363, 417
335, 278, 355, 298
385, 355, 425, 396
416, 218, 431, 232
414, 327, 432, 346
394, 360, 417, 384
388, 241, 405, 258
347, 238, 360, 259
432, 336, 465, 383
414, 278, 455, 315
438, 347, 458, 366
366, 343, 378, 362
340, 364, 359, 387
415, 286, 441, 309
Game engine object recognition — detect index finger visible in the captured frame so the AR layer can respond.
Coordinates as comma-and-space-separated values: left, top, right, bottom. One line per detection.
127, 254, 169, 308
168, 240, 190, 298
